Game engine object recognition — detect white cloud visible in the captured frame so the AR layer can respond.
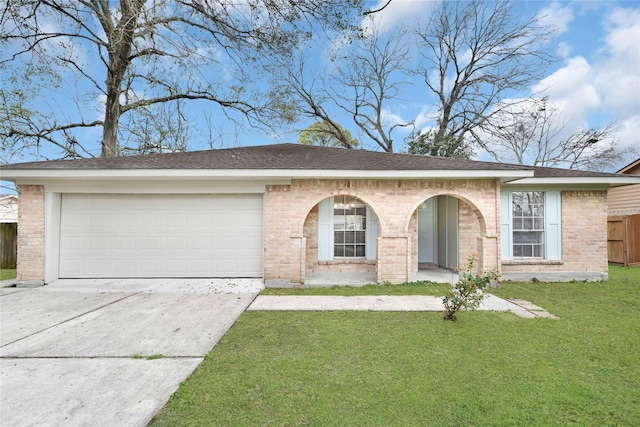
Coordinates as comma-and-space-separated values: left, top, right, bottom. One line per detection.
593, 6, 640, 119
536, 2, 574, 35
556, 42, 572, 59
413, 105, 436, 130
533, 56, 602, 122
614, 115, 640, 155
360, 0, 434, 34
530, 3, 640, 170
380, 108, 404, 127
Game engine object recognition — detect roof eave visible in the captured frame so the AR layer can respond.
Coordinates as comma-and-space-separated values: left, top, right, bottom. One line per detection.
504, 176, 640, 187
1, 168, 534, 181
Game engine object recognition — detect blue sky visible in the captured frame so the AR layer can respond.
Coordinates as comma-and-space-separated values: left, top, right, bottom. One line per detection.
204, 0, 640, 171
338, 0, 640, 169
1, 0, 639, 178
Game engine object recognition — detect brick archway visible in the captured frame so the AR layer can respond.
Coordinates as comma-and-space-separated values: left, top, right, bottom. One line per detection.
301, 194, 381, 281
405, 192, 490, 274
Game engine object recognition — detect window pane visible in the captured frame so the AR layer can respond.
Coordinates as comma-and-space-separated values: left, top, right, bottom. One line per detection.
345, 232, 355, 243
355, 245, 365, 257
344, 245, 355, 257
513, 218, 523, 230
334, 245, 344, 257
533, 245, 544, 258
334, 231, 344, 244
346, 216, 364, 231
356, 231, 365, 243
513, 246, 523, 257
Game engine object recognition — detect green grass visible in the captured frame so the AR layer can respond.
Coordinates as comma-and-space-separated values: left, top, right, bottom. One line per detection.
0, 269, 16, 281
261, 280, 451, 296
151, 266, 640, 426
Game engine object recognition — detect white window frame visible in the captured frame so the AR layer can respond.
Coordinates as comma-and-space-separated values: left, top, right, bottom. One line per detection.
333, 195, 367, 258
512, 191, 545, 258
318, 197, 378, 261
501, 190, 561, 261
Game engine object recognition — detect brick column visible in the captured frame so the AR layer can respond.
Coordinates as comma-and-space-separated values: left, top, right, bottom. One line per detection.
16, 185, 45, 286
264, 184, 303, 286
376, 236, 411, 284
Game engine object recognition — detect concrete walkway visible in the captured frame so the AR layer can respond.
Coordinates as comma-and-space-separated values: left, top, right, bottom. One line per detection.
249, 294, 558, 319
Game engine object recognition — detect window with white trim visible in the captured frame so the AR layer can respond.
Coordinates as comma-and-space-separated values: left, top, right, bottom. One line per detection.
317, 196, 378, 261
333, 195, 366, 257
500, 190, 561, 261
512, 191, 545, 258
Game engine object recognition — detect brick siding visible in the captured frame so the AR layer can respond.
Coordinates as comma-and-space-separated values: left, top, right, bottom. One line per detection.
16, 181, 607, 285
264, 178, 499, 284
501, 190, 608, 278
16, 185, 45, 283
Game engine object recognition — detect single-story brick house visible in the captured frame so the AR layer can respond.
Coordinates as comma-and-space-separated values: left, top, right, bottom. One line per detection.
3, 144, 639, 287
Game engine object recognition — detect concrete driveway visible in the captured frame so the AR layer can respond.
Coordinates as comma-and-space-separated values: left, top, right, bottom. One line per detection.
0, 279, 262, 427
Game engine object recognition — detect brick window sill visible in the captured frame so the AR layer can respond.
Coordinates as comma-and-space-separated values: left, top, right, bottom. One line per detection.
502, 260, 563, 266
318, 259, 376, 265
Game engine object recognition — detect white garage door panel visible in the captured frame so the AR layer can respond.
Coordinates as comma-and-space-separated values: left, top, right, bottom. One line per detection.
60, 194, 263, 278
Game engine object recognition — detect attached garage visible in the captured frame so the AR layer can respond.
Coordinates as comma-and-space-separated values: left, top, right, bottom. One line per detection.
58, 193, 263, 278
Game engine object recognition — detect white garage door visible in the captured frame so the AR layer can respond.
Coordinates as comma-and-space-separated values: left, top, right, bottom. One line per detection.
59, 194, 263, 278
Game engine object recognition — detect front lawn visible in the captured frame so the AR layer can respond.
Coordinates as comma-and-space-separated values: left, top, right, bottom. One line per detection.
151, 266, 640, 426
260, 280, 450, 296
0, 269, 16, 281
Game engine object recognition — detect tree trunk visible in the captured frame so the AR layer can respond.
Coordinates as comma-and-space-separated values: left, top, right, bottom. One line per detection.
100, 0, 144, 157
102, 84, 121, 157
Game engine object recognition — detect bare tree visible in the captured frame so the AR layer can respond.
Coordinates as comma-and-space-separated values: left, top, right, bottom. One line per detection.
410, 0, 556, 157
334, 23, 413, 152
0, 0, 365, 160
118, 101, 192, 155
278, 54, 358, 149
481, 97, 630, 171
278, 21, 412, 152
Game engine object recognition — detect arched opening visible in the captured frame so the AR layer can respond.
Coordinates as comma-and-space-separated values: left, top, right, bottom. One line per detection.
411, 194, 486, 281
302, 195, 380, 285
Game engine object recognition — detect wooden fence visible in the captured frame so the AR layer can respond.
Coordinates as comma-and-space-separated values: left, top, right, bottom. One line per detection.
1, 222, 17, 269
607, 214, 640, 267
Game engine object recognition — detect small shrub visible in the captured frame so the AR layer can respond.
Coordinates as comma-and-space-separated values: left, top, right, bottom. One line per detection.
442, 256, 500, 321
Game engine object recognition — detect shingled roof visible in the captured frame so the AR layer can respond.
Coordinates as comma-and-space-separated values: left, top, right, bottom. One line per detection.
0, 143, 625, 178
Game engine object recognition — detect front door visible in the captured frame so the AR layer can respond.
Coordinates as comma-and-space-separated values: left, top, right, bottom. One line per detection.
418, 196, 458, 270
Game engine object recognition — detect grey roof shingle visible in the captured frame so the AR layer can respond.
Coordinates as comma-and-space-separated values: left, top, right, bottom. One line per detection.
0, 143, 623, 178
